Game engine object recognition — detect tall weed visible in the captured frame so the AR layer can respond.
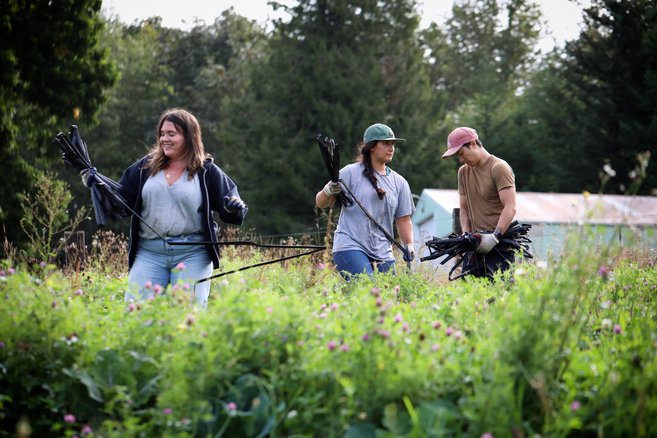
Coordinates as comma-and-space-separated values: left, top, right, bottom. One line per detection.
17, 171, 87, 264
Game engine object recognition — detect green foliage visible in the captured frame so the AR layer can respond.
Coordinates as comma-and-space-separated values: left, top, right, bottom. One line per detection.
17, 172, 87, 263
0, 0, 116, 248
230, 0, 441, 234
1, 235, 656, 436
563, 0, 657, 194
506, 0, 657, 194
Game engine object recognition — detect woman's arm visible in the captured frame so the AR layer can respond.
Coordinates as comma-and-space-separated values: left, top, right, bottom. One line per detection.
395, 215, 414, 247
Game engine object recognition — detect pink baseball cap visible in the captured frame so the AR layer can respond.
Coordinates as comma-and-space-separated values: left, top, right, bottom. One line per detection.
442, 127, 478, 159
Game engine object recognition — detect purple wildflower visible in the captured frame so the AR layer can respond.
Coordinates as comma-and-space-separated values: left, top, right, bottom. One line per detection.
377, 329, 391, 339
64, 414, 76, 423
570, 400, 581, 411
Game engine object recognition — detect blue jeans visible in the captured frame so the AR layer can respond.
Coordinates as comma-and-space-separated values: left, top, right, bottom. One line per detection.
333, 250, 395, 280
126, 235, 213, 307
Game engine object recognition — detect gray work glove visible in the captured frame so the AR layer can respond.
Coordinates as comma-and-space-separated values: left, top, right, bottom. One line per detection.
322, 181, 341, 197
223, 195, 246, 213
403, 245, 416, 262
475, 233, 499, 254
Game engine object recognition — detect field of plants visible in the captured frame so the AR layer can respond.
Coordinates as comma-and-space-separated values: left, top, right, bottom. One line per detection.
1, 228, 656, 437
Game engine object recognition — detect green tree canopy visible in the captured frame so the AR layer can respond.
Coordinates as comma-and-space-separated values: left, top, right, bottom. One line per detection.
560, 0, 657, 193
231, 0, 440, 235
505, 0, 657, 194
0, 0, 116, 246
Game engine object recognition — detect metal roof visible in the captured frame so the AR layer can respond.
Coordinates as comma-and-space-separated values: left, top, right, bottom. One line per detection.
421, 189, 657, 226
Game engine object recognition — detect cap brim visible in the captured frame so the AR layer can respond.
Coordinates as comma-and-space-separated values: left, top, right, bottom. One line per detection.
441, 145, 461, 159
385, 137, 406, 142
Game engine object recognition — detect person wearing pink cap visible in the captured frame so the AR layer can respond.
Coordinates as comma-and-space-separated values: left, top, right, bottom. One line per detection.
442, 126, 518, 277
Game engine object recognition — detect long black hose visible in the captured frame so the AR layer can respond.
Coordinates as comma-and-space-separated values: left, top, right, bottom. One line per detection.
55, 125, 325, 284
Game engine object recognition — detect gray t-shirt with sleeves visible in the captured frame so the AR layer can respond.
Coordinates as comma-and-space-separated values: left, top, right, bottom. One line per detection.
333, 162, 415, 261
139, 172, 204, 239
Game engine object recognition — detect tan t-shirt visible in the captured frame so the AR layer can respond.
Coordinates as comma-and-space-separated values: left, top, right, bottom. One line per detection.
458, 155, 515, 231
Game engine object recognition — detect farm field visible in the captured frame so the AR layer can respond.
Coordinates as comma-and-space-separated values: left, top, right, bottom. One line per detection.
1, 231, 656, 437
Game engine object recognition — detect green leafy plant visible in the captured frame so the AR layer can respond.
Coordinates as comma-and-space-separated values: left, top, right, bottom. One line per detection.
17, 171, 87, 264
0, 231, 655, 437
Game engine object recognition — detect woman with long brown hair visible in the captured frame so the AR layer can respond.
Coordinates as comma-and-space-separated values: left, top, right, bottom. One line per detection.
117, 108, 247, 307
315, 123, 415, 279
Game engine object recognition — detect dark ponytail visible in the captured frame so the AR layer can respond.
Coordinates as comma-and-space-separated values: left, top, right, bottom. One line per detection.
357, 141, 386, 199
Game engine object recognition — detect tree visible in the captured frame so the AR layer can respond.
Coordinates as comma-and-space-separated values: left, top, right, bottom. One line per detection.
162, 10, 268, 178
232, 0, 438, 236
559, 0, 657, 194
418, 0, 543, 191
0, 0, 116, 249
506, 0, 657, 194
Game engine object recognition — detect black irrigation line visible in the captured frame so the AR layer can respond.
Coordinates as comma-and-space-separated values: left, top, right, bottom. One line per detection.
421, 222, 533, 280
54, 125, 325, 284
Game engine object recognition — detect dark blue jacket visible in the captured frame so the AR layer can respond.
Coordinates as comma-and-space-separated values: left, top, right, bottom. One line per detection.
118, 156, 247, 269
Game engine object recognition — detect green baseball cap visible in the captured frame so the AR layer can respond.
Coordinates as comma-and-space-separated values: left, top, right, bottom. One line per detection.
363, 123, 406, 143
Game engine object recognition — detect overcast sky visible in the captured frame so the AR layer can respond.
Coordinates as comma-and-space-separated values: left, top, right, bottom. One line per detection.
102, 0, 590, 51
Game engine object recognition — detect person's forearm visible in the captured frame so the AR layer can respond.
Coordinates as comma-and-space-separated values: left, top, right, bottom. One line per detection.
396, 216, 414, 246
495, 206, 515, 234
315, 190, 332, 209
460, 210, 471, 233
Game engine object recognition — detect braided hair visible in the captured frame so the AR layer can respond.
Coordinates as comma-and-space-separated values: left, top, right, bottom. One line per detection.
357, 140, 386, 200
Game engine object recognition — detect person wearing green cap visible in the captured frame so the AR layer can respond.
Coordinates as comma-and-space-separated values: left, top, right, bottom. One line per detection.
316, 123, 415, 279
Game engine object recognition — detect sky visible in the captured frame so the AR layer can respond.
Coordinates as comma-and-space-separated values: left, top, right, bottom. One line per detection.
102, 0, 590, 51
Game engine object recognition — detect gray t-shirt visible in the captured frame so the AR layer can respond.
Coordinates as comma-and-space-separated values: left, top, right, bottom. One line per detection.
333, 162, 415, 261
139, 172, 204, 238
